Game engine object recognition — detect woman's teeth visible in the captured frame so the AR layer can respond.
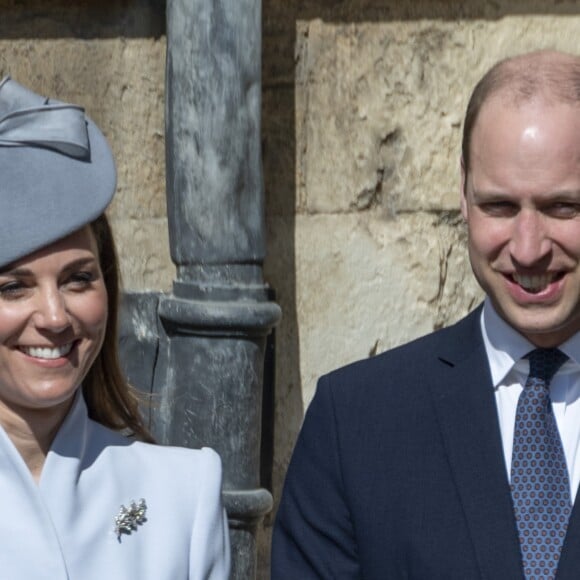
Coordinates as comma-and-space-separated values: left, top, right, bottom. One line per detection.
21, 343, 73, 359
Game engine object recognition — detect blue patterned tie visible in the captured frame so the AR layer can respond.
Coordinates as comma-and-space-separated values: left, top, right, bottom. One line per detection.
511, 348, 571, 580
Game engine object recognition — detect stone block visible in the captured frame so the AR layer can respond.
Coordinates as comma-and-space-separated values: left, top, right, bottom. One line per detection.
111, 218, 173, 292
293, 212, 482, 403
293, 17, 580, 215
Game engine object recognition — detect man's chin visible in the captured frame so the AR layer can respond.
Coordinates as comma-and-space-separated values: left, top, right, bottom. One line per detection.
502, 309, 580, 347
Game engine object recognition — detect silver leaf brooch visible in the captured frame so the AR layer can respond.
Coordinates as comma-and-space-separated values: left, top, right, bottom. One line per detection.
114, 498, 147, 541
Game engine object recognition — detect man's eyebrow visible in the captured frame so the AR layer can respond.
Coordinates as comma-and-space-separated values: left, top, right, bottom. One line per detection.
470, 189, 510, 200
471, 189, 580, 199
546, 190, 580, 198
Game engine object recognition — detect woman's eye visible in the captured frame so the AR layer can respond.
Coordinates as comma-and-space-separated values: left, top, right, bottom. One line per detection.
67, 271, 96, 287
0, 281, 26, 299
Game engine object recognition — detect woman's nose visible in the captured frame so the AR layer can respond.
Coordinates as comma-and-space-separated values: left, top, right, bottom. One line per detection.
32, 287, 71, 333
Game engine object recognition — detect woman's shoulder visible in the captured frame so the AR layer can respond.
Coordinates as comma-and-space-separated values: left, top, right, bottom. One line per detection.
86, 420, 223, 486
131, 440, 222, 475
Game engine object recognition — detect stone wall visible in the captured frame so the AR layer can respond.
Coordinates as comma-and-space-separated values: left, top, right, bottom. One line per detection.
2, 1, 580, 578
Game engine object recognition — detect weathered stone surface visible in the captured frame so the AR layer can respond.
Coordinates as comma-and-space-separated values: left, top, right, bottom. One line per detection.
263, 0, 580, 83
111, 217, 173, 291
269, 212, 481, 404
294, 18, 580, 215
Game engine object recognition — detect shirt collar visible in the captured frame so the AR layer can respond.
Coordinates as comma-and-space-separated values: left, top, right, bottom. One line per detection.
481, 298, 580, 387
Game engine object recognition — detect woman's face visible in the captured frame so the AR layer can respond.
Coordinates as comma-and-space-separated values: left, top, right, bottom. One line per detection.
0, 226, 107, 420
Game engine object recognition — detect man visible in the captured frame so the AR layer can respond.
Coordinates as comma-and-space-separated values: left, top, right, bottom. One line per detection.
272, 51, 580, 579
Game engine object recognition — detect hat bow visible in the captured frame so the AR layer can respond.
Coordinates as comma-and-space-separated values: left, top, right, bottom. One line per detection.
0, 76, 89, 159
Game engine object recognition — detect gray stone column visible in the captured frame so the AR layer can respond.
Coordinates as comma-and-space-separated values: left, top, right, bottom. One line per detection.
159, 1, 280, 578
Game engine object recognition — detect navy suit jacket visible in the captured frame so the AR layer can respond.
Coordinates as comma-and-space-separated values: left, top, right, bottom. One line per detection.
272, 307, 580, 579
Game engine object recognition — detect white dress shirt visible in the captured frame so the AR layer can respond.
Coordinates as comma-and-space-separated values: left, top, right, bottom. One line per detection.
481, 298, 580, 502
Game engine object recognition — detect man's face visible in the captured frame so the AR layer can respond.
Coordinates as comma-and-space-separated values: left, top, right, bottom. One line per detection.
461, 96, 580, 347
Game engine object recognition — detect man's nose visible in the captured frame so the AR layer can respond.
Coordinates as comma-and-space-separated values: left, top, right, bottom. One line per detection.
509, 209, 551, 267
32, 287, 71, 332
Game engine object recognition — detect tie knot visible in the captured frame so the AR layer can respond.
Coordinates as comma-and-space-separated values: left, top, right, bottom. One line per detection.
526, 348, 568, 384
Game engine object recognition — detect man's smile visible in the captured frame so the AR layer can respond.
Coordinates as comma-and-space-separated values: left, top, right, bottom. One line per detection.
510, 272, 565, 294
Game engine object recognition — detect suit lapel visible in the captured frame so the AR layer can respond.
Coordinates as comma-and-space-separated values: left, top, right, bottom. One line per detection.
554, 485, 580, 578
429, 309, 524, 580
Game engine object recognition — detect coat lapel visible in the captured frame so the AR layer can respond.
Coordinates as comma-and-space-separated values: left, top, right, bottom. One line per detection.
429, 309, 524, 580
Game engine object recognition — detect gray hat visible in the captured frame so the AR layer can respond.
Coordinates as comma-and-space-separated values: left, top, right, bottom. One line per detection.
0, 76, 116, 268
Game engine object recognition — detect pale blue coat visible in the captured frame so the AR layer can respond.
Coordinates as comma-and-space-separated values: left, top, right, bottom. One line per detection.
0, 394, 231, 579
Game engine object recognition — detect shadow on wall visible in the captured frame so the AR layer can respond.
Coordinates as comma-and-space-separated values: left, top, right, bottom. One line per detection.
0, 0, 166, 39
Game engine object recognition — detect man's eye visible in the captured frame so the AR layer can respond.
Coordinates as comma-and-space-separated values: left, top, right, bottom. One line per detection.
547, 203, 580, 218
480, 202, 518, 216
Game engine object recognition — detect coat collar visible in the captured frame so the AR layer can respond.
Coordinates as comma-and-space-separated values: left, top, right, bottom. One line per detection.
0, 395, 79, 578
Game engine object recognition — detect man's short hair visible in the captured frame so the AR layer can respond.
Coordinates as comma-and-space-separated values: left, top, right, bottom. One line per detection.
461, 50, 580, 176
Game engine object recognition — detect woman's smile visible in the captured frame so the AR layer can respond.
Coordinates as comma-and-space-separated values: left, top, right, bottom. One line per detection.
0, 227, 107, 416
19, 342, 75, 359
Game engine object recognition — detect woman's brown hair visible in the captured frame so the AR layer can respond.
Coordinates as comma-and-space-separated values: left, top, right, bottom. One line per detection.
82, 214, 154, 443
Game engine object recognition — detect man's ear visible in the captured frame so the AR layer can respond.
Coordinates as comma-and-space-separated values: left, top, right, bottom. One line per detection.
460, 156, 468, 221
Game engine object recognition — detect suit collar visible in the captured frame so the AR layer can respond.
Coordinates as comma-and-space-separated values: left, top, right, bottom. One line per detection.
429, 307, 524, 579
481, 298, 534, 386
556, 498, 580, 578
432, 307, 580, 578
435, 305, 485, 369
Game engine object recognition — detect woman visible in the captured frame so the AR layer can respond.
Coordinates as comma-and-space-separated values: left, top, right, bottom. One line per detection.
0, 76, 230, 579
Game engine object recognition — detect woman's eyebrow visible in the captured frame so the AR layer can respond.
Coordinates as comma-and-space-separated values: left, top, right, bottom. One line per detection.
0, 257, 97, 277
0, 266, 32, 277
59, 256, 98, 272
